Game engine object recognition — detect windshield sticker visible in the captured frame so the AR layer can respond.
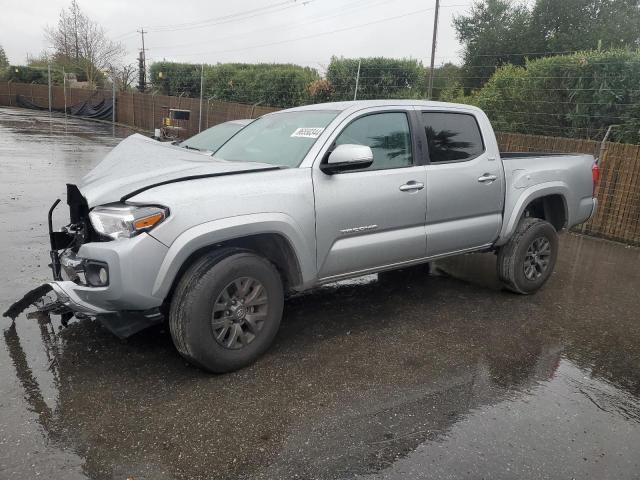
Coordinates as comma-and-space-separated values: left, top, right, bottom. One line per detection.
291, 127, 325, 139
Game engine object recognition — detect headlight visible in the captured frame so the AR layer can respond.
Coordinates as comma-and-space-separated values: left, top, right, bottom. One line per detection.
89, 204, 168, 240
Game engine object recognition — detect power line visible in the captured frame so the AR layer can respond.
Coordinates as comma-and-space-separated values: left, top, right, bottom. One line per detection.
110, 0, 307, 40
166, 3, 469, 58
150, 1, 312, 33
148, 0, 392, 51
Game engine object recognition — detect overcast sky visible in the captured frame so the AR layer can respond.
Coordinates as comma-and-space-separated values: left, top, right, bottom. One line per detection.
2, 0, 482, 71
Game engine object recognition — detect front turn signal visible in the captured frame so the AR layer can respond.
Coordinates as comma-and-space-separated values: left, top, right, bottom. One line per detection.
134, 212, 165, 231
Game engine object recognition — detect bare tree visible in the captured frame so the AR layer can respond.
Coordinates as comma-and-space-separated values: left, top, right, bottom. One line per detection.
110, 63, 137, 92
45, 0, 125, 87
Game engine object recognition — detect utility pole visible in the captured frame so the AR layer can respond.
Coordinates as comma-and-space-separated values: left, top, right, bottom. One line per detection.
427, 0, 440, 100
137, 28, 147, 92
353, 59, 361, 101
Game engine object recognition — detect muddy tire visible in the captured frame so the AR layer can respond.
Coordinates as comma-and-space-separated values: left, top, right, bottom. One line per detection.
497, 218, 558, 295
169, 248, 284, 373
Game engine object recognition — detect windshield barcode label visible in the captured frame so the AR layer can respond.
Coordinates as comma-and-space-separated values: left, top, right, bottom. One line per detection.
291, 127, 325, 138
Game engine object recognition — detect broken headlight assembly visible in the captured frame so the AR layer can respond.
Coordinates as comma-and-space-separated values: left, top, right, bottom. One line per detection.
89, 204, 168, 240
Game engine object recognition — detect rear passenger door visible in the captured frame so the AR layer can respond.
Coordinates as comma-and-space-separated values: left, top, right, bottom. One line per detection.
420, 110, 504, 257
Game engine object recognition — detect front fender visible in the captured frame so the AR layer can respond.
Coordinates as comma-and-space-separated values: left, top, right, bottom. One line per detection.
150, 213, 316, 299
496, 182, 569, 246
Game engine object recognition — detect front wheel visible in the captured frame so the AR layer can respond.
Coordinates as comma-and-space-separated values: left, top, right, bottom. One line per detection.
169, 249, 284, 373
497, 218, 558, 294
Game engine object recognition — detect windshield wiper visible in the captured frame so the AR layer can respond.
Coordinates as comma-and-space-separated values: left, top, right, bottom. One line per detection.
182, 145, 202, 151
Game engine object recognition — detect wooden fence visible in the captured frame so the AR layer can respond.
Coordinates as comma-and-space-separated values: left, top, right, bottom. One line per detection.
0, 82, 638, 245
497, 133, 640, 245
0, 82, 279, 138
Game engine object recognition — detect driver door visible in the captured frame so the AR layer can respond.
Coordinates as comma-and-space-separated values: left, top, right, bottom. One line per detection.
312, 108, 427, 280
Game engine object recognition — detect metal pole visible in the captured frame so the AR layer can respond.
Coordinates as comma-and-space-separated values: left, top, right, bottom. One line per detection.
152, 92, 156, 131
62, 67, 67, 118
198, 63, 204, 132
206, 98, 210, 129
112, 75, 116, 125
48, 63, 52, 113
599, 125, 619, 163
427, 0, 440, 100
353, 59, 361, 101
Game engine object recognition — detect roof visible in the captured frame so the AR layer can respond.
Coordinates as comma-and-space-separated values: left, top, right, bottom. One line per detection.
281, 99, 480, 113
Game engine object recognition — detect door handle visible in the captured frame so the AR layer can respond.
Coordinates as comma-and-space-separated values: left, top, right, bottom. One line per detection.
478, 174, 498, 183
399, 181, 425, 192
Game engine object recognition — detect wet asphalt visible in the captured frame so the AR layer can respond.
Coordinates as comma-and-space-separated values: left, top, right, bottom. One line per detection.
1, 107, 640, 480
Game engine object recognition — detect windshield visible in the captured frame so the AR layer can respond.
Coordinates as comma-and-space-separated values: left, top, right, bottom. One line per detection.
214, 111, 339, 167
179, 121, 248, 152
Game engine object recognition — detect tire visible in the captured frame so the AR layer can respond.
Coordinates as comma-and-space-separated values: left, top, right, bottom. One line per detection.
169, 248, 284, 373
497, 217, 558, 295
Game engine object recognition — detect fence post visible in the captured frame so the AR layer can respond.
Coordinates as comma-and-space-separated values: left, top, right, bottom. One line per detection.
151, 92, 156, 131
131, 92, 136, 127
47, 63, 52, 113
353, 59, 361, 101
206, 98, 210, 129
7, 80, 11, 106
62, 67, 67, 118
198, 63, 204, 133
112, 79, 116, 125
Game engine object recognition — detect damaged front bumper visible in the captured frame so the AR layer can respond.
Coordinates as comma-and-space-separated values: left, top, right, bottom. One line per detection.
4, 184, 170, 337
50, 280, 164, 338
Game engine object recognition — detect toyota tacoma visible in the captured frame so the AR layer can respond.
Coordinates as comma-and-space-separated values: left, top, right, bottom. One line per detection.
6, 100, 599, 372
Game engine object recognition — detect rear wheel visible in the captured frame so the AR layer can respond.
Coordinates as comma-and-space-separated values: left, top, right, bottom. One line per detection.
169, 249, 284, 373
497, 218, 558, 294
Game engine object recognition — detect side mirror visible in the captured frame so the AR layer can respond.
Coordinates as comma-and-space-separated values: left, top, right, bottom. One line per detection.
320, 144, 374, 175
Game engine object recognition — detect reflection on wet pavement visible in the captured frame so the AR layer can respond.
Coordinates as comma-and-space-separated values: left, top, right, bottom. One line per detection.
1, 107, 640, 479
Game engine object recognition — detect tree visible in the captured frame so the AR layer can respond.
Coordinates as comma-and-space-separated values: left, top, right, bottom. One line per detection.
45, 0, 125, 87
0, 45, 8, 69
454, 0, 640, 91
453, 0, 538, 92
430, 63, 463, 100
530, 0, 640, 52
110, 63, 137, 92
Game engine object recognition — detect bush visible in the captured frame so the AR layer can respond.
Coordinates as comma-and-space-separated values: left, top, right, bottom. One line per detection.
326, 56, 425, 101
150, 62, 201, 97
4, 65, 47, 84
474, 49, 640, 143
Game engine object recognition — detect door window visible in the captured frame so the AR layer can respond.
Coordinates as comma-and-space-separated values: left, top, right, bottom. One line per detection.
334, 112, 413, 171
422, 112, 484, 163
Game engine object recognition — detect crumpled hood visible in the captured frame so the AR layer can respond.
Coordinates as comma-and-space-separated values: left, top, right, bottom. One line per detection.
79, 134, 276, 207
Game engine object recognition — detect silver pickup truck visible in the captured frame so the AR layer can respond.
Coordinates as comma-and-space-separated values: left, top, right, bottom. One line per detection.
12, 100, 599, 372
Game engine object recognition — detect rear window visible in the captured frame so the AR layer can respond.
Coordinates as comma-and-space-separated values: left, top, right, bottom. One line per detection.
422, 112, 484, 163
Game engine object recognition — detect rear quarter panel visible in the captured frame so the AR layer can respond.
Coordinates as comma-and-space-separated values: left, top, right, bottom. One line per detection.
498, 154, 595, 245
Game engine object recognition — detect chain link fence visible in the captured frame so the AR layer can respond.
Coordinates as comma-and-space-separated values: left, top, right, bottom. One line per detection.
1, 81, 638, 246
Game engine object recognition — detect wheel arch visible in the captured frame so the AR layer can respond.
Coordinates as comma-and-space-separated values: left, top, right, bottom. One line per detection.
497, 183, 570, 246
151, 214, 314, 301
